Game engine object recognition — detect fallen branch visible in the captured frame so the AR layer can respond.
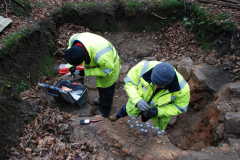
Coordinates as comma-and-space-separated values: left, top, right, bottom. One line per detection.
3, 0, 8, 17
151, 12, 168, 20
198, 0, 240, 10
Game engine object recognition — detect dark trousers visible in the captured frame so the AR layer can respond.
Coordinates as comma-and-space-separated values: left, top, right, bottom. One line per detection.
97, 82, 116, 115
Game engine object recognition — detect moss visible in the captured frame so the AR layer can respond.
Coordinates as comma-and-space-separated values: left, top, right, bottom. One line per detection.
48, 37, 56, 54
38, 55, 55, 77
2, 27, 31, 48
9, 0, 32, 17
0, 79, 11, 95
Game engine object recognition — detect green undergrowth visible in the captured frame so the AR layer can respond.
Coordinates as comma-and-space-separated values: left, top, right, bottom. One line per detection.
0, 78, 11, 95
185, 4, 235, 51
8, 0, 32, 17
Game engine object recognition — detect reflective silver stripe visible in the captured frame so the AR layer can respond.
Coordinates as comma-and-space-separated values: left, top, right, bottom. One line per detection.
112, 44, 118, 63
171, 95, 177, 101
174, 102, 188, 113
150, 101, 155, 106
138, 61, 150, 86
103, 69, 113, 75
71, 33, 81, 47
125, 75, 137, 86
180, 79, 187, 89
95, 46, 112, 63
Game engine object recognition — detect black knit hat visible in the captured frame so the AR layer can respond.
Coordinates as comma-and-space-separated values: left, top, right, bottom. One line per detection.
64, 46, 86, 66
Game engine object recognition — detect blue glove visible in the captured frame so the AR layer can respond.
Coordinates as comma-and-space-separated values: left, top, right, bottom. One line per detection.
145, 107, 158, 118
136, 99, 151, 112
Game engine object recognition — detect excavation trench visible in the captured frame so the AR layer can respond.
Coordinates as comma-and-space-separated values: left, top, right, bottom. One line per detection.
0, 1, 238, 159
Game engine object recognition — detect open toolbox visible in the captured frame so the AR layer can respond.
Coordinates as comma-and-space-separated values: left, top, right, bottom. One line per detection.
59, 64, 85, 75
38, 80, 88, 108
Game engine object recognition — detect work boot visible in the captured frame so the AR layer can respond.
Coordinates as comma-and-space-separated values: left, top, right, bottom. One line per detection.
95, 110, 106, 117
109, 114, 119, 121
93, 97, 101, 105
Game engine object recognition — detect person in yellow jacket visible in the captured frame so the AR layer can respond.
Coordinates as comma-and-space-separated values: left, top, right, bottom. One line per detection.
64, 32, 121, 117
110, 61, 190, 130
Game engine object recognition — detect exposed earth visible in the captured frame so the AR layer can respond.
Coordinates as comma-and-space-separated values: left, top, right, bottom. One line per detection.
0, 0, 240, 159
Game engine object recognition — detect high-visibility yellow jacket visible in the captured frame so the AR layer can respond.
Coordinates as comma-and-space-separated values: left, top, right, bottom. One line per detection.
125, 61, 190, 130
67, 32, 121, 88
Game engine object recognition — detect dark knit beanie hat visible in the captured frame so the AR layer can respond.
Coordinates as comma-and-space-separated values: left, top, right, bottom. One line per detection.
64, 45, 86, 66
151, 62, 175, 87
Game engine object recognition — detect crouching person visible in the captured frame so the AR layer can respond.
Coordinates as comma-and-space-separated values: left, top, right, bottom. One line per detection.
110, 61, 190, 130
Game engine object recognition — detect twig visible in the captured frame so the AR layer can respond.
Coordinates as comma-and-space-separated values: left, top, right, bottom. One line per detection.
3, 0, 8, 17
28, 73, 30, 88
230, 29, 235, 50
183, 0, 186, 10
213, 35, 223, 44
92, 129, 104, 148
53, 49, 59, 55
151, 12, 168, 20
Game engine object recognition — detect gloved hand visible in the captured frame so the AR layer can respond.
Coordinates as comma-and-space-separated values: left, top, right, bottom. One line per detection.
145, 107, 158, 118
136, 99, 151, 112
78, 70, 85, 76
69, 67, 76, 76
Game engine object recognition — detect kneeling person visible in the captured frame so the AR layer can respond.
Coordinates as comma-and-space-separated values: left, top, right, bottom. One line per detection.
110, 61, 190, 130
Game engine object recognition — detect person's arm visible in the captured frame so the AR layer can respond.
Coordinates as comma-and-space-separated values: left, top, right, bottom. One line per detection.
124, 62, 144, 109
84, 53, 115, 77
156, 91, 190, 117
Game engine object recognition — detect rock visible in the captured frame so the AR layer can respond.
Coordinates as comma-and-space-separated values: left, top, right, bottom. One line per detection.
227, 138, 240, 146
229, 82, 240, 98
167, 60, 178, 68
84, 76, 96, 89
77, 103, 92, 117
224, 112, 240, 135
130, 61, 136, 67
135, 48, 151, 58
142, 56, 157, 61
177, 66, 192, 81
159, 58, 166, 62
191, 141, 206, 151
169, 115, 178, 126
120, 65, 130, 74
127, 57, 134, 62
216, 123, 224, 139
177, 57, 195, 69
237, 107, 240, 112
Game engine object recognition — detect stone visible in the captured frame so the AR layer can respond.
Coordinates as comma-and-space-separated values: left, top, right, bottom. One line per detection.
227, 138, 240, 146
177, 57, 195, 69
142, 56, 157, 61
216, 123, 224, 139
237, 107, 240, 112
84, 76, 96, 89
135, 48, 151, 58
167, 60, 178, 68
177, 66, 192, 81
127, 57, 134, 62
169, 115, 178, 126
120, 65, 130, 74
229, 82, 240, 98
191, 141, 206, 151
224, 112, 240, 135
